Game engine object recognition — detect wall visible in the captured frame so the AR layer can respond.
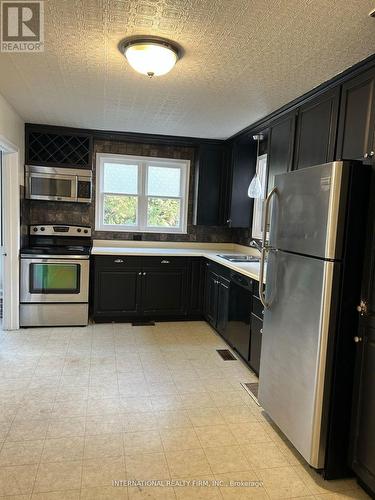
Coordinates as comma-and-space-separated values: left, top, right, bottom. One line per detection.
27, 139, 234, 243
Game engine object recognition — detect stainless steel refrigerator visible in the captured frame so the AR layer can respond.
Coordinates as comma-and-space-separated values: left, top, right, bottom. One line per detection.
258, 160, 370, 477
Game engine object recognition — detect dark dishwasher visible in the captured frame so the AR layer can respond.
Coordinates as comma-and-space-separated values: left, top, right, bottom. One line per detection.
226, 272, 252, 361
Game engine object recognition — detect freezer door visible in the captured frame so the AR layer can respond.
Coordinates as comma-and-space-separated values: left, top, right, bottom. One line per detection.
269, 161, 349, 259
258, 250, 338, 468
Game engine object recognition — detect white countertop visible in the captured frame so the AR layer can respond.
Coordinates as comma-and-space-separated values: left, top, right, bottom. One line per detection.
92, 241, 265, 282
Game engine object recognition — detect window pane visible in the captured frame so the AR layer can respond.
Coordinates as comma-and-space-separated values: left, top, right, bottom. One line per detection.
147, 197, 180, 227
104, 163, 138, 194
147, 166, 181, 197
103, 194, 137, 226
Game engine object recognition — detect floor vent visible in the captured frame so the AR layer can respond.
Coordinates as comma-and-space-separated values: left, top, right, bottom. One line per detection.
217, 349, 237, 361
132, 320, 155, 326
241, 382, 260, 406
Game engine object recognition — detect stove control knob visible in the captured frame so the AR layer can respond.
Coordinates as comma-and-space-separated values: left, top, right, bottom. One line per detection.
84, 229, 88, 234
33, 227, 38, 232
40, 227, 45, 231
77, 228, 82, 233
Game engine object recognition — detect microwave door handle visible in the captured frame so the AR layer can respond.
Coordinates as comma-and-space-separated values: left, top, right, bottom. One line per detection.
259, 187, 277, 309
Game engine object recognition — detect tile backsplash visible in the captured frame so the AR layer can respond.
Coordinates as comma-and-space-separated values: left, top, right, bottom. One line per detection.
22, 138, 244, 245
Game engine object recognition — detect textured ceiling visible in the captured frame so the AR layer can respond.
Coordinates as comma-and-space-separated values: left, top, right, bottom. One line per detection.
0, 0, 374, 139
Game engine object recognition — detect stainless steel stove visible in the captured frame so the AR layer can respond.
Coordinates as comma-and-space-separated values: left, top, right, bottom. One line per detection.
20, 225, 91, 327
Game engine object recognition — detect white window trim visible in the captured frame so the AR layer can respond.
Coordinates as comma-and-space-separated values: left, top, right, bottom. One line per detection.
95, 153, 190, 234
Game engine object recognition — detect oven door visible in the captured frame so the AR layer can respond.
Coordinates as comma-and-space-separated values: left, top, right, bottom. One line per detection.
20, 258, 89, 303
27, 172, 77, 202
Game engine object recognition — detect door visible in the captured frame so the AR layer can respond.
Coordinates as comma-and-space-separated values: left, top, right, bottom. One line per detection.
337, 67, 375, 162
226, 280, 252, 360
269, 161, 349, 259
226, 141, 255, 228
294, 88, 340, 170
267, 111, 296, 192
216, 279, 230, 336
94, 269, 141, 316
142, 268, 187, 316
350, 170, 375, 495
21, 258, 89, 303
258, 250, 339, 468
249, 314, 262, 375
194, 144, 225, 226
204, 270, 219, 327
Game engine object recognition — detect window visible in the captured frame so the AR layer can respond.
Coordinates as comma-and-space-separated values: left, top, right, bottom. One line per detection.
96, 153, 190, 233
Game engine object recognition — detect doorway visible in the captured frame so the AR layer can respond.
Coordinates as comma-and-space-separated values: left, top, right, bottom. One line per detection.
0, 135, 20, 330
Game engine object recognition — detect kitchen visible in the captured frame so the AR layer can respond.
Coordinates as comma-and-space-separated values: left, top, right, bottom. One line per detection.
0, 1, 374, 499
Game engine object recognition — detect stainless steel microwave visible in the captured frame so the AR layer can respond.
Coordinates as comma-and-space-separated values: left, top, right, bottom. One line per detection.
25, 165, 92, 203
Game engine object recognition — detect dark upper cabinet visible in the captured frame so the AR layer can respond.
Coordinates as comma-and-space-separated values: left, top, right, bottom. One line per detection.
226, 141, 256, 228
267, 111, 296, 192
337, 67, 375, 162
94, 269, 141, 317
142, 267, 187, 316
293, 88, 340, 170
193, 144, 226, 226
26, 126, 92, 169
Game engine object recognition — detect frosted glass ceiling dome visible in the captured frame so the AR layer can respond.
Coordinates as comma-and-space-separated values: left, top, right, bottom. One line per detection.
119, 37, 182, 78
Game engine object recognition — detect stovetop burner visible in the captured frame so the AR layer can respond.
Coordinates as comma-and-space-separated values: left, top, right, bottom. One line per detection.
21, 225, 92, 257
21, 245, 89, 256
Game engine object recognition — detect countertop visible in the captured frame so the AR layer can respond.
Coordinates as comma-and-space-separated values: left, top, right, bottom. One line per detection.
92, 241, 265, 282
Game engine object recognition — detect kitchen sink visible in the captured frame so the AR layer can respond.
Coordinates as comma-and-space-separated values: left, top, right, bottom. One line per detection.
217, 254, 260, 263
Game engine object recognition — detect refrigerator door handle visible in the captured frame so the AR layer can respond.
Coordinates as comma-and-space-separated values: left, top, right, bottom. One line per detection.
259, 187, 278, 309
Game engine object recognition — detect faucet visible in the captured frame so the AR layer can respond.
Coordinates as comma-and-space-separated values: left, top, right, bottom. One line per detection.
249, 240, 262, 253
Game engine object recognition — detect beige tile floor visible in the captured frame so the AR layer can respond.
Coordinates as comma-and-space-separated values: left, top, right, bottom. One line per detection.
0, 321, 369, 499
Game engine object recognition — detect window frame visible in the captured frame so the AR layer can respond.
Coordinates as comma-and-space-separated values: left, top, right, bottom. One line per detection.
95, 153, 190, 234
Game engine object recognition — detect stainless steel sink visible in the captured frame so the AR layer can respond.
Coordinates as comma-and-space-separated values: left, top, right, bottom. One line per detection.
217, 254, 260, 263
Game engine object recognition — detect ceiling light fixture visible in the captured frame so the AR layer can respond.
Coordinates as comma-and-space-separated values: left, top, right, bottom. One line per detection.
119, 37, 182, 78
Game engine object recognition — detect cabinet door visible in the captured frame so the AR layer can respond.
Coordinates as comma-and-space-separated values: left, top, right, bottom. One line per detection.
337, 68, 375, 162
216, 279, 230, 336
141, 268, 187, 316
193, 144, 225, 226
204, 270, 219, 327
226, 141, 255, 228
249, 313, 263, 375
350, 173, 375, 495
189, 258, 205, 317
267, 111, 296, 192
294, 88, 340, 170
94, 269, 141, 317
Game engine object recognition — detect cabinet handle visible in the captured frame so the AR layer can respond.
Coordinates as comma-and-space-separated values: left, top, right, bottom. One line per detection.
353, 336, 362, 343
260, 329, 263, 334
369, 151, 374, 158
114, 258, 124, 263
364, 153, 368, 159
143, 272, 147, 276
138, 272, 142, 276
161, 260, 170, 264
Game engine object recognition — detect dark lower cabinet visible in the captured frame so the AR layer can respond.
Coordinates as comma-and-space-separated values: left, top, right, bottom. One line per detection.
94, 269, 141, 317
216, 279, 230, 336
350, 171, 375, 496
337, 67, 375, 162
204, 270, 219, 327
250, 313, 263, 376
142, 268, 187, 316
203, 264, 230, 336
294, 88, 340, 170
92, 256, 200, 322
